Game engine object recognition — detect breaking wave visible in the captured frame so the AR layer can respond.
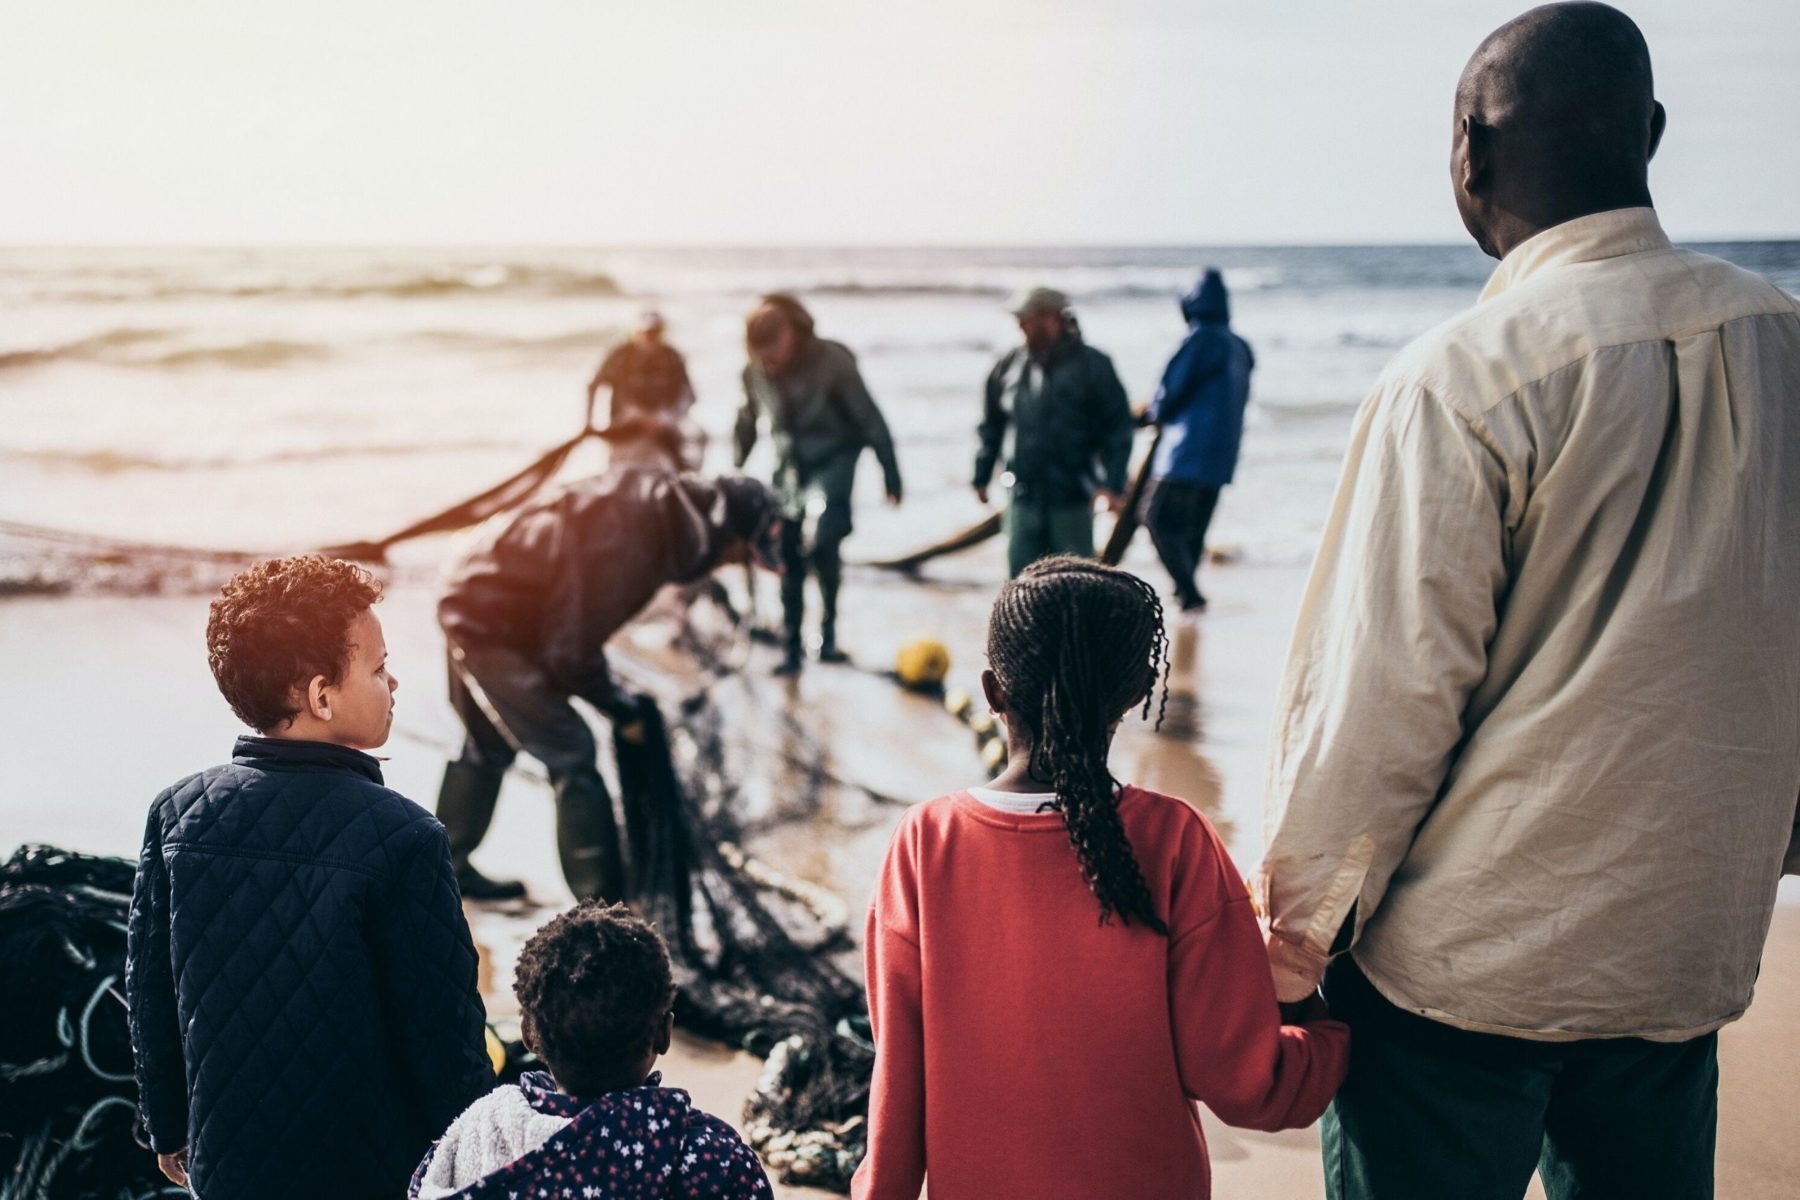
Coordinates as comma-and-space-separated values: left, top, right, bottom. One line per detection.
44, 264, 622, 303
2, 438, 530, 474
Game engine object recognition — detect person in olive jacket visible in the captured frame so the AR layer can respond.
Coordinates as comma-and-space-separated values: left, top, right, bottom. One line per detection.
974, 287, 1134, 578
735, 294, 903, 674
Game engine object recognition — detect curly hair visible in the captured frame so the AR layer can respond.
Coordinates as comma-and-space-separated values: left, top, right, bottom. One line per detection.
205, 555, 383, 733
986, 556, 1171, 935
514, 901, 676, 1092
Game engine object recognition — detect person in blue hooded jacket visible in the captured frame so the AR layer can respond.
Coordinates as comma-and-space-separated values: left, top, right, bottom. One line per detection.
1139, 268, 1254, 611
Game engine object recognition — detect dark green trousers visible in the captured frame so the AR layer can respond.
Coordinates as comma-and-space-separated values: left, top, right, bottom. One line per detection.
1322, 959, 1718, 1200
1004, 497, 1094, 578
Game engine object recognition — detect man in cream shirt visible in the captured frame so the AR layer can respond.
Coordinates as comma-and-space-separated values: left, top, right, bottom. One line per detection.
1261, 4, 1800, 1197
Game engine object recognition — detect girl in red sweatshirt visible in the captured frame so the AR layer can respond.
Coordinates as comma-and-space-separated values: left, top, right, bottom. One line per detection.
853, 556, 1349, 1200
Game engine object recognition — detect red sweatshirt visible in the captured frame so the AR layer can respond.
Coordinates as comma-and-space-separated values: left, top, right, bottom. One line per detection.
852, 787, 1349, 1200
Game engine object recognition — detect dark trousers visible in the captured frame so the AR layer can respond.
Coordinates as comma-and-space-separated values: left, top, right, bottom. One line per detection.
438, 642, 623, 901
1140, 478, 1220, 607
1322, 958, 1718, 1200
778, 488, 853, 649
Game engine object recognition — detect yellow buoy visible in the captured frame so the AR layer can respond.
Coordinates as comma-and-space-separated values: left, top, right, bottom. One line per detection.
896, 638, 951, 691
484, 1025, 507, 1076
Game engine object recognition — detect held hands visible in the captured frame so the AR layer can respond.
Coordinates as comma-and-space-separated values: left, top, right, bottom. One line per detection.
158, 1149, 190, 1188
973, 485, 990, 505
886, 487, 904, 508
1094, 489, 1125, 515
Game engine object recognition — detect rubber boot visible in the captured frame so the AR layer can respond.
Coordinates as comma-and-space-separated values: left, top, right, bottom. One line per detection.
436, 761, 527, 900
554, 768, 625, 902
816, 563, 847, 664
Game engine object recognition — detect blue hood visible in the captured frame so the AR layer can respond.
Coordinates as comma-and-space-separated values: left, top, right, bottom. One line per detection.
1181, 268, 1229, 326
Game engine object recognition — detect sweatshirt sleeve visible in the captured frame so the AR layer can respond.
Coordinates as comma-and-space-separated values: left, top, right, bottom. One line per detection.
126, 800, 189, 1154
1167, 823, 1349, 1132
370, 820, 495, 1135
852, 826, 927, 1200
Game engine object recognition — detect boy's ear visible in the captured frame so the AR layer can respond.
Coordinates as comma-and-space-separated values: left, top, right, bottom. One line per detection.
520, 1013, 540, 1057
304, 674, 332, 721
654, 1012, 673, 1056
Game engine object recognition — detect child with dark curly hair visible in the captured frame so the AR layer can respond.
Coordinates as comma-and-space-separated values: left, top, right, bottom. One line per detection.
854, 556, 1350, 1200
412, 901, 772, 1200
126, 555, 493, 1200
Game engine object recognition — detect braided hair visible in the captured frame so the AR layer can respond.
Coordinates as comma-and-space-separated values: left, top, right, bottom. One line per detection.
986, 555, 1171, 935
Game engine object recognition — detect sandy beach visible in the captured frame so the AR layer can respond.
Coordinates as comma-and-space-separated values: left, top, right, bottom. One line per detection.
3, 540, 1796, 1198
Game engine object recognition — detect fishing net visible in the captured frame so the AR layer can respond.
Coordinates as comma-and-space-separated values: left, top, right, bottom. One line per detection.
614, 690, 875, 1192
0, 844, 185, 1200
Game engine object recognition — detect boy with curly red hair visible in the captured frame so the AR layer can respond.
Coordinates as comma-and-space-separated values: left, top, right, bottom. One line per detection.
126, 555, 494, 1200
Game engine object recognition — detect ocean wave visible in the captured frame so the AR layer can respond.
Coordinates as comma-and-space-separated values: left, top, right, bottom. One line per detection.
46, 264, 622, 303
409, 326, 626, 354
148, 339, 328, 369
0, 328, 170, 370
1, 438, 532, 474
0, 329, 332, 371
807, 281, 1010, 299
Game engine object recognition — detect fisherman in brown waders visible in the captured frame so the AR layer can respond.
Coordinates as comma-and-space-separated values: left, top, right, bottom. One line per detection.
432, 465, 781, 901
735, 294, 903, 675
586, 310, 704, 470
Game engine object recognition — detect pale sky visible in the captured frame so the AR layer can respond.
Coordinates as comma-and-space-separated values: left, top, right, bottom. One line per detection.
2, 0, 1794, 245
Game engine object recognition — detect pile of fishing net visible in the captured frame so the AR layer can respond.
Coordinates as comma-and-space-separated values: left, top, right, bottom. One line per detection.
0, 844, 184, 1200
616, 691, 875, 1192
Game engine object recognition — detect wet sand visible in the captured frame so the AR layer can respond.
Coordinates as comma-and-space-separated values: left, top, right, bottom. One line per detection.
2, 546, 1796, 1198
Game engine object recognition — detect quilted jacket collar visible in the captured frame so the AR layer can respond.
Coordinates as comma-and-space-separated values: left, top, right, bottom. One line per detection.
232, 735, 385, 784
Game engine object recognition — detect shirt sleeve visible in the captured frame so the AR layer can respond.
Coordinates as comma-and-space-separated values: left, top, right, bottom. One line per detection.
1147, 331, 1226, 426
1260, 381, 1512, 1000
734, 367, 760, 469
370, 820, 495, 1135
833, 348, 903, 496
973, 356, 1010, 489
851, 824, 926, 1200
126, 801, 189, 1154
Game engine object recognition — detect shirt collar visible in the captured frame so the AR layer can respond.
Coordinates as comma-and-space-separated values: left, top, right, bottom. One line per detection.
1478, 207, 1670, 303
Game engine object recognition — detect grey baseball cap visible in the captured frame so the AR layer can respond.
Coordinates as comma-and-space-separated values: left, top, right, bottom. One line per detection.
1007, 286, 1071, 317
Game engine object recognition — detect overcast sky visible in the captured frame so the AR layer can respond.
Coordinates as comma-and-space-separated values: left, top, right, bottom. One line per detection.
2, 0, 1794, 245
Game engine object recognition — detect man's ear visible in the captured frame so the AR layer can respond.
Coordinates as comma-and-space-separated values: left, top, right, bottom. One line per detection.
1647, 100, 1667, 161
979, 668, 1007, 717
654, 1012, 673, 1056
1458, 114, 1491, 195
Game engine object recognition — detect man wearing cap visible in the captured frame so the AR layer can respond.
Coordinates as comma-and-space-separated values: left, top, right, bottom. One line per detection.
736, 293, 903, 675
974, 287, 1134, 577
433, 466, 781, 901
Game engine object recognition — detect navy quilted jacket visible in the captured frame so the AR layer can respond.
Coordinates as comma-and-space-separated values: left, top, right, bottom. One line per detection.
126, 736, 494, 1200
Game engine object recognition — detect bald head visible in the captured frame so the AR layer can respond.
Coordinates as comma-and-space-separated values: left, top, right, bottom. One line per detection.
1452, 3, 1665, 258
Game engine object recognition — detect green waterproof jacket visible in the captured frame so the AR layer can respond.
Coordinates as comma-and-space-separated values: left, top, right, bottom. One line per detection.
734, 337, 903, 508
975, 332, 1133, 506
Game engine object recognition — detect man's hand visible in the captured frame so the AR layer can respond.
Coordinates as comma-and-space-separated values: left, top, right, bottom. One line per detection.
974, 485, 990, 505
158, 1149, 189, 1188
886, 487, 904, 508
1095, 489, 1124, 515
1265, 927, 1331, 1005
